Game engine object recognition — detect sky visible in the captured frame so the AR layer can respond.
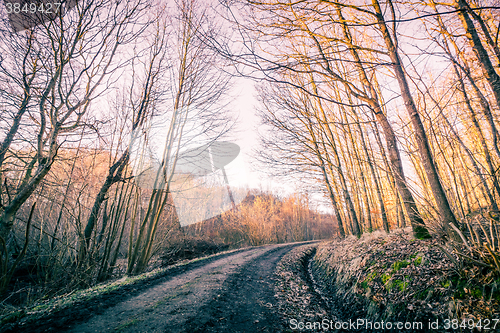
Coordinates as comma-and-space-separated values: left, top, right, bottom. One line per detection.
224, 78, 261, 189
225, 77, 303, 197
0, 0, 446, 216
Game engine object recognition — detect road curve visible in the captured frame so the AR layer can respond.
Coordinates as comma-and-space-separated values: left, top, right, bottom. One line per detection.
65, 243, 305, 333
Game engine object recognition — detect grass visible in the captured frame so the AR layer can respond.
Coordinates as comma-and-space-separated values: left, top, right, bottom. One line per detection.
115, 318, 142, 331
0, 246, 246, 326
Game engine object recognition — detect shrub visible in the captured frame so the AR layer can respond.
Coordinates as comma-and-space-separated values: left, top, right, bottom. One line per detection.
440, 211, 500, 276
160, 236, 228, 266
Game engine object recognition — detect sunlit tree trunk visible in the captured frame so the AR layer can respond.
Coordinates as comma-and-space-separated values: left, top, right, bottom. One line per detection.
428, 0, 500, 203
316, 101, 362, 237
334, 4, 428, 237
372, 0, 459, 241
455, 0, 500, 112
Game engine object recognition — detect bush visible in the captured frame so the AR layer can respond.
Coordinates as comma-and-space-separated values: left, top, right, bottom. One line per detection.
160, 236, 228, 266
440, 210, 500, 277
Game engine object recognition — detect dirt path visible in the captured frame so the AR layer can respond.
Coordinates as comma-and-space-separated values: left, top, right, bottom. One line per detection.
181, 244, 294, 333
56, 243, 304, 333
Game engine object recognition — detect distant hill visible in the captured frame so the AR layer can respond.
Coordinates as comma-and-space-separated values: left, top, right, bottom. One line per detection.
183, 190, 338, 246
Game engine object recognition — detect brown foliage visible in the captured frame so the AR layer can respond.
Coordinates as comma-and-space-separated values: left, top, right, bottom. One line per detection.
183, 190, 337, 248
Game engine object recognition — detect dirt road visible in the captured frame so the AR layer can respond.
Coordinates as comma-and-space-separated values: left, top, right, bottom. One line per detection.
50, 243, 305, 333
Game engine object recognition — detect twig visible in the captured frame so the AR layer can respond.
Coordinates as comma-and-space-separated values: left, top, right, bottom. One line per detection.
0, 202, 35, 295
450, 223, 471, 251
484, 242, 500, 273
453, 251, 491, 268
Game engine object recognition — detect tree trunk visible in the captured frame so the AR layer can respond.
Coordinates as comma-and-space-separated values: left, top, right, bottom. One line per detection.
314, 91, 362, 237
312, 140, 346, 238
372, 0, 459, 241
335, 4, 427, 237
79, 151, 129, 264
455, 0, 500, 112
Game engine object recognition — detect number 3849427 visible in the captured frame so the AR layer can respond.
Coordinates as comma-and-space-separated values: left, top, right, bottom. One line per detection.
5, 2, 62, 15
3, 1, 77, 32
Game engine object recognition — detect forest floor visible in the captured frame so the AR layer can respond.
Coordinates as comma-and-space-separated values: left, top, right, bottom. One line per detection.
276, 228, 500, 332
1, 242, 312, 333
2, 229, 500, 332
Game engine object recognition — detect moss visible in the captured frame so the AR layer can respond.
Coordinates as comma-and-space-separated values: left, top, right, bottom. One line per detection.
391, 260, 410, 272
450, 276, 474, 300
454, 286, 483, 299
360, 271, 378, 289
393, 279, 409, 292
470, 287, 483, 298
366, 271, 377, 281
417, 289, 430, 300
441, 280, 451, 288
414, 256, 423, 266
414, 226, 432, 239
381, 273, 392, 290
454, 289, 466, 299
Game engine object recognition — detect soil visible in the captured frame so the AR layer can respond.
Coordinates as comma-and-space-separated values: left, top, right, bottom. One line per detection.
273, 244, 335, 332
6, 229, 496, 333
181, 243, 298, 333
4, 242, 313, 333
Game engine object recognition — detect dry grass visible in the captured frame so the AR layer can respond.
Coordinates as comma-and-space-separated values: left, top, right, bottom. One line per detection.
440, 211, 500, 277
310, 228, 500, 327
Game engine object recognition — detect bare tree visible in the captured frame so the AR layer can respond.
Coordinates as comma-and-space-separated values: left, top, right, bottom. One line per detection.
219, 0, 432, 238
0, 0, 151, 242
126, 0, 234, 274
78, 8, 170, 264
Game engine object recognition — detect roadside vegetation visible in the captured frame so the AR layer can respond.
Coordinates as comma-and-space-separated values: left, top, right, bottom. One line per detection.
1, 0, 500, 327
0, 0, 333, 318
275, 230, 499, 332
311, 229, 500, 329
239, 0, 500, 323
0, 187, 333, 320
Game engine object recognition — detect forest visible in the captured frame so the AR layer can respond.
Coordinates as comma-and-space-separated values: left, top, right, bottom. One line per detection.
0, 0, 499, 319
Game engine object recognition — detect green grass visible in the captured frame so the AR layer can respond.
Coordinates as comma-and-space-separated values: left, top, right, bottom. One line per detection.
115, 318, 142, 331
